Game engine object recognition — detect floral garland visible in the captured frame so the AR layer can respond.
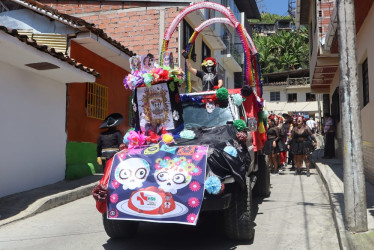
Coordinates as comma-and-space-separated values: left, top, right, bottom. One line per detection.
123, 66, 185, 90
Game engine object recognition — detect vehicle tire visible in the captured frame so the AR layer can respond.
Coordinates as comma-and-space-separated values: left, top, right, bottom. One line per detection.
223, 177, 254, 241
252, 154, 271, 197
102, 214, 139, 239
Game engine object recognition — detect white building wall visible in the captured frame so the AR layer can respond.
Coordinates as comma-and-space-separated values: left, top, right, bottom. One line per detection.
0, 62, 67, 198
263, 85, 319, 116
355, 4, 374, 183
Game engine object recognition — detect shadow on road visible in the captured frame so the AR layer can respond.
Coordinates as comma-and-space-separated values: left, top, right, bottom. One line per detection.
102, 196, 267, 250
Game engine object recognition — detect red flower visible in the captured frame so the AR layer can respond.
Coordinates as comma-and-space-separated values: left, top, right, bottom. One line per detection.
146, 130, 160, 143
159, 69, 169, 80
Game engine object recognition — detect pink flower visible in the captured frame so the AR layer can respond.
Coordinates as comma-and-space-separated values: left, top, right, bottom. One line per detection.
187, 159, 192, 163
111, 180, 120, 189
188, 197, 200, 208
192, 153, 203, 161
155, 164, 162, 170
127, 131, 146, 149
190, 166, 202, 176
189, 181, 201, 192
108, 209, 119, 218
110, 194, 119, 203
187, 213, 197, 223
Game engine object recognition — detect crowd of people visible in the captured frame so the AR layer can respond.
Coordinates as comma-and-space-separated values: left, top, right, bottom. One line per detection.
263, 113, 319, 177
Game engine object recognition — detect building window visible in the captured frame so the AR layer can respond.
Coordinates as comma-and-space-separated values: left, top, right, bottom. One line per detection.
270, 92, 280, 101
306, 93, 316, 101
202, 41, 211, 60
86, 82, 108, 120
183, 20, 196, 62
362, 58, 369, 107
221, 25, 232, 55
288, 93, 297, 102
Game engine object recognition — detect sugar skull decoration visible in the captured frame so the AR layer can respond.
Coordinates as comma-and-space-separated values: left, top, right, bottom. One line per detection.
130, 55, 142, 73
114, 158, 150, 190
154, 157, 199, 194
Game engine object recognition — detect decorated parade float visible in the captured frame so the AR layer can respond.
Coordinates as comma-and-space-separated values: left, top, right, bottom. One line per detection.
92, 2, 270, 241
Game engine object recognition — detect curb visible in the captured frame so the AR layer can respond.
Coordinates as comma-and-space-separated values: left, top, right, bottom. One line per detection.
312, 160, 351, 250
0, 182, 98, 228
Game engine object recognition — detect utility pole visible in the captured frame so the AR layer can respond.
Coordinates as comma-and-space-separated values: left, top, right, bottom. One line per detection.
337, 0, 368, 232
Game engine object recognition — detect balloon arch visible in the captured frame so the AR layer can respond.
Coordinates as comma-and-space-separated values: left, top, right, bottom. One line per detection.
159, 2, 262, 96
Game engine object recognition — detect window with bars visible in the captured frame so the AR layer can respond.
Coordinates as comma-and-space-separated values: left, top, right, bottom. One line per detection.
362, 58, 369, 107
86, 82, 108, 120
288, 93, 297, 102
270, 92, 280, 101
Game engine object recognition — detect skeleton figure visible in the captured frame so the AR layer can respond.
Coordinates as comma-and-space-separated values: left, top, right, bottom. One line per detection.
114, 158, 150, 190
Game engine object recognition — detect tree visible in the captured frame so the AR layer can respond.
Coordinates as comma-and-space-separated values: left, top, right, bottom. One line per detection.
253, 26, 309, 74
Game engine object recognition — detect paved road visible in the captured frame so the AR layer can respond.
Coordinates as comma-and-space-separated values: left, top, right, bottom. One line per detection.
0, 167, 339, 250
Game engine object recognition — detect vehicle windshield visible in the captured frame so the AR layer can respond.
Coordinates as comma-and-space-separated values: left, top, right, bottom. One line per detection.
182, 103, 234, 129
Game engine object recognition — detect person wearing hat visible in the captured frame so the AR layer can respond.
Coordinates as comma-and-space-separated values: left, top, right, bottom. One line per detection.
97, 113, 124, 170
184, 53, 223, 91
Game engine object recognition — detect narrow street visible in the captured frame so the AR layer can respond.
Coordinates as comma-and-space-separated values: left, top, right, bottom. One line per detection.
0, 166, 339, 250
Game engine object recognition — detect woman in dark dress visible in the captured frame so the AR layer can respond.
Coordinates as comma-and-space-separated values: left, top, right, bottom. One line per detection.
263, 115, 286, 175
289, 116, 317, 176
97, 113, 124, 170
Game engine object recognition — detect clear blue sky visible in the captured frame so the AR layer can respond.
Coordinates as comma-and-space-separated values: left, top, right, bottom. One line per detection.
260, 0, 290, 16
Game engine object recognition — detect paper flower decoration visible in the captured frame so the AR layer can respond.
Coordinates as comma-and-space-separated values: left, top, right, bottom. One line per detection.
169, 81, 175, 92
233, 93, 244, 106
241, 85, 253, 97
162, 133, 174, 144
143, 73, 153, 87
180, 130, 195, 139
216, 87, 229, 100
92, 184, 108, 202
236, 131, 248, 143
123, 128, 135, 145
224, 145, 238, 157
162, 65, 171, 72
145, 130, 160, 144
205, 176, 222, 195
234, 119, 246, 131
127, 130, 146, 149
173, 110, 179, 120
158, 69, 169, 80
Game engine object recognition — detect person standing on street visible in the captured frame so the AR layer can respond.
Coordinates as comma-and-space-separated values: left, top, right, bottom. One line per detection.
306, 117, 316, 134
264, 115, 286, 175
289, 116, 317, 177
97, 113, 124, 171
323, 113, 335, 159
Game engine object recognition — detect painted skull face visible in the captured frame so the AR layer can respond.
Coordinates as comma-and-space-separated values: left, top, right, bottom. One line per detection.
206, 102, 215, 113
114, 158, 150, 190
204, 60, 215, 73
154, 157, 196, 194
